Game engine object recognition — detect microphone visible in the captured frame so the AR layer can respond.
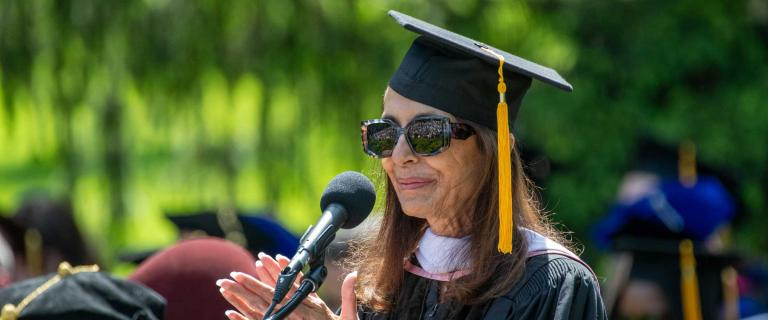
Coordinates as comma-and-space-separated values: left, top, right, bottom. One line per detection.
270, 171, 376, 308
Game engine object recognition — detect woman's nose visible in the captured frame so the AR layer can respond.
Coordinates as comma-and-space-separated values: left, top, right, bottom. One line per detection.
390, 134, 417, 164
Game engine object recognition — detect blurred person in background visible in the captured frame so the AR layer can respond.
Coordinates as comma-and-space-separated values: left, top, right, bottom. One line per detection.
594, 139, 747, 320
6, 195, 100, 281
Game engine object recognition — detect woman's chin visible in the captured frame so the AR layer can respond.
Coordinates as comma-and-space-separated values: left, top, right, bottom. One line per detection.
400, 204, 430, 220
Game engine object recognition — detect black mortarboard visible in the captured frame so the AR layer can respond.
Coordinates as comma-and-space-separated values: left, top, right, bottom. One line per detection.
387, 10, 572, 253
388, 10, 572, 130
166, 211, 299, 256
631, 138, 742, 188
0, 262, 165, 319
120, 211, 299, 264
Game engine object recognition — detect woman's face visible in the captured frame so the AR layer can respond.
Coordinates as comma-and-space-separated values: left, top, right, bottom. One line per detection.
381, 88, 486, 236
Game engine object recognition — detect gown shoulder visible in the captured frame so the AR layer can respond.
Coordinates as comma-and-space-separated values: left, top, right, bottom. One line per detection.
487, 254, 607, 320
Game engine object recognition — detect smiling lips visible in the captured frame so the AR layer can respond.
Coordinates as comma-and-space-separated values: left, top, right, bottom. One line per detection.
397, 178, 435, 190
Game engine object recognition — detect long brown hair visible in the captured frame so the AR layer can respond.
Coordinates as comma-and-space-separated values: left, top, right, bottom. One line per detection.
348, 123, 569, 311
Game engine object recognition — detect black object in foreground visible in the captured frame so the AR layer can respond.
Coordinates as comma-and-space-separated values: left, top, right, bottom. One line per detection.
0, 262, 165, 319
266, 171, 376, 319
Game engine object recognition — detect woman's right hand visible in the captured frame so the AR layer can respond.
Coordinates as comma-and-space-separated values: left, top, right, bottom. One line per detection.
217, 253, 359, 320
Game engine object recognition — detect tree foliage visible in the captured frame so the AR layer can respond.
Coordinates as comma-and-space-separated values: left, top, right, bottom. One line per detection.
0, 0, 766, 266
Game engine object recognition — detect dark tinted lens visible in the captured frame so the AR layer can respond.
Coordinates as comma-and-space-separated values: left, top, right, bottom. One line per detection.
366, 122, 398, 157
407, 118, 447, 154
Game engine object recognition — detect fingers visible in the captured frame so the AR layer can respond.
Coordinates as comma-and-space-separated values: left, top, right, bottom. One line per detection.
258, 252, 284, 280
275, 254, 304, 288
339, 272, 359, 320
231, 272, 275, 298
257, 253, 303, 301
219, 284, 261, 319
218, 278, 270, 319
254, 260, 276, 287
275, 254, 290, 269
254, 253, 297, 289
221, 270, 339, 320
225, 310, 250, 320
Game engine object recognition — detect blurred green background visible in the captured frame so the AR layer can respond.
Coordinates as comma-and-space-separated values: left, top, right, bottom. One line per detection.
1, 0, 766, 272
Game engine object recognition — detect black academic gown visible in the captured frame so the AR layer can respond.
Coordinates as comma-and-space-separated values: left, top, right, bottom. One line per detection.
358, 254, 607, 320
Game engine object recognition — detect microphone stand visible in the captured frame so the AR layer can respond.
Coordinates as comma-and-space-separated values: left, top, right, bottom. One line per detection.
265, 254, 328, 320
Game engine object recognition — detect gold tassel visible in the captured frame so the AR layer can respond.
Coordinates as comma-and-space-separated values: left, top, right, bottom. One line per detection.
679, 239, 702, 320
24, 229, 43, 277
497, 96, 513, 254
679, 141, 697, 187
481, 46, 514, 254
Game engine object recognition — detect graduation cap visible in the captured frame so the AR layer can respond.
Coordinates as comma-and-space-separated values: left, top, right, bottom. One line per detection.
388, 10, 572, 253
0, 262, 165, 320
167, 210, 299, 257
120, 210, 299, 264
632, 138, 746, 223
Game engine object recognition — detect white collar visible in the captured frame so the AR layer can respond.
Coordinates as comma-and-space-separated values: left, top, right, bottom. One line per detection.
414, 228, 576, 274
522, 228, 576, 256
415, 228, 472, 274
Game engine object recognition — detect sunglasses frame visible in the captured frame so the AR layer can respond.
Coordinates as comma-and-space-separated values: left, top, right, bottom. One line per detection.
361, 116, 475, 158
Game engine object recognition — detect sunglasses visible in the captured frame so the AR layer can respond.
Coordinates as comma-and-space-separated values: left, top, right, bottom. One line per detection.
361, 116, 475, 158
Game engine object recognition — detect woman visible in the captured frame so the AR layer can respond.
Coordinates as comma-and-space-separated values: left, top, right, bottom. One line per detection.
218, 11, 606, 320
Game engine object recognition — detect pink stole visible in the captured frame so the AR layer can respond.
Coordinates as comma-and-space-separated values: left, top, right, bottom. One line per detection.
404, 229, 598, 283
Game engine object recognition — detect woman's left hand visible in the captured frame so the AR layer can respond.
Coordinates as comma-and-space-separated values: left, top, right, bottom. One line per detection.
217, 253, 356, 320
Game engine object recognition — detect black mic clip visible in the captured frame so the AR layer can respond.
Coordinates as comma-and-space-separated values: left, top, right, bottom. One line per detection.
264, 254, 328, 320
264, 226, 333, 320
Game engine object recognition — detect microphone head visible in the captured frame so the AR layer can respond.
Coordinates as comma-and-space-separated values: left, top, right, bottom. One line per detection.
320, 171, 376, 229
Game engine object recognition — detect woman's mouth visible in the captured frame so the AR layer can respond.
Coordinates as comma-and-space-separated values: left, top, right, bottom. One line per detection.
397, 178, 434, 190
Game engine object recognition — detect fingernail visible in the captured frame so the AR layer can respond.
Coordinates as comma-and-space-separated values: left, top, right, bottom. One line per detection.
219, 288, 226, 294
257, 252, 267, 259
255, 261, 263, 268
276, 254, 287, 260
215, 279, 224, 287
230, 271, 239, 279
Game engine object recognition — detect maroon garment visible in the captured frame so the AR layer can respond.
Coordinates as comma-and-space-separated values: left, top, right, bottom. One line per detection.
129, 237, 258, 320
